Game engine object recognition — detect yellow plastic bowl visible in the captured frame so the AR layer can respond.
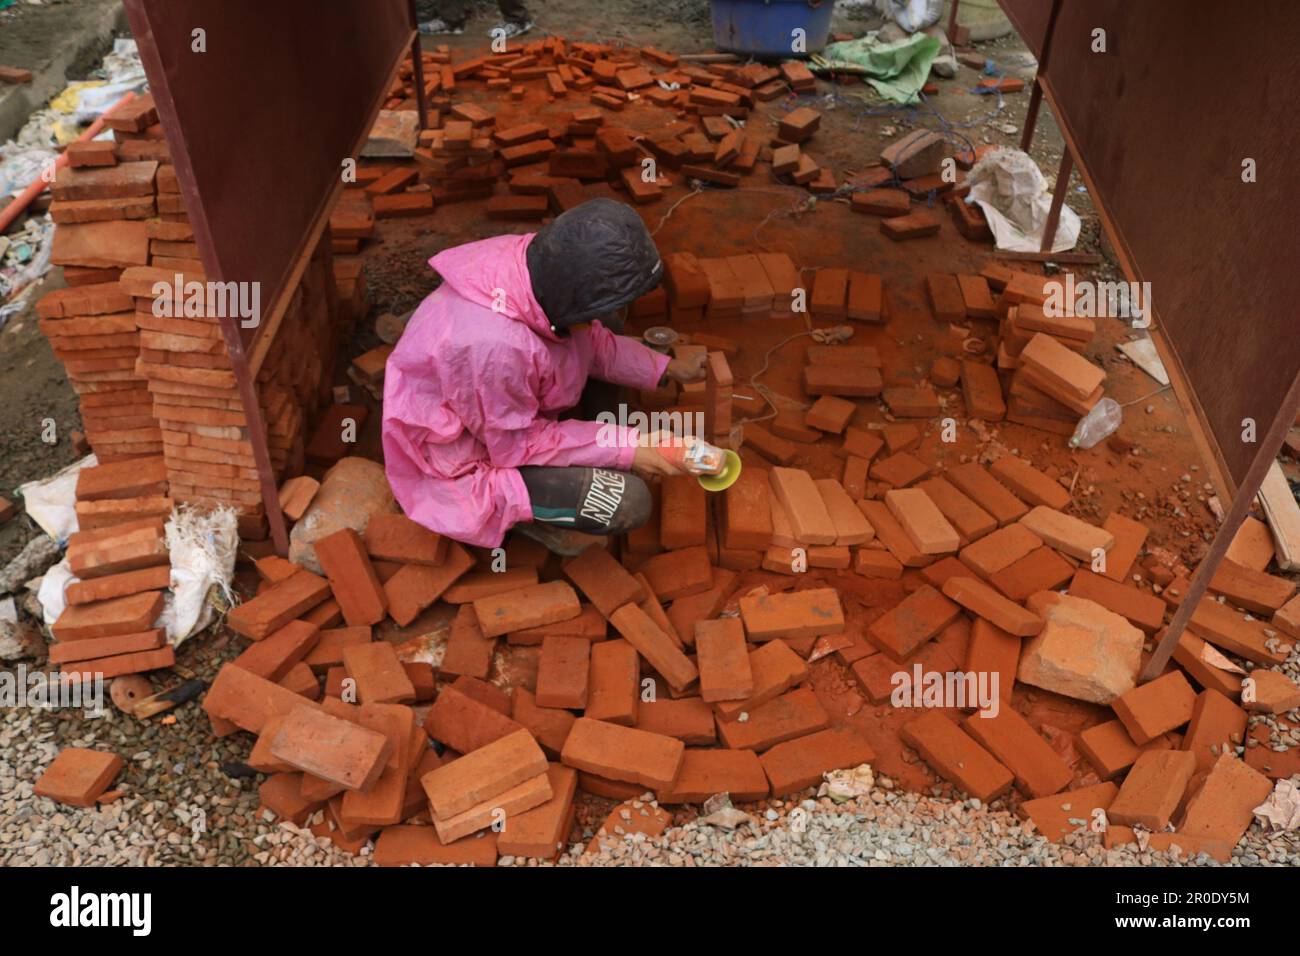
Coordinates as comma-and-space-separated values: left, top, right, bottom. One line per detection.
697, 449, 742, 492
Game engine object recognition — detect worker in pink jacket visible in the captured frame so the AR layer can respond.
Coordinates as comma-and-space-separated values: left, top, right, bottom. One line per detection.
382, 199, 705, 551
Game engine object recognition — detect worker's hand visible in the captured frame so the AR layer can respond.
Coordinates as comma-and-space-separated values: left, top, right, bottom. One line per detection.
631, 430, 685, 478
665, 352, 707, 384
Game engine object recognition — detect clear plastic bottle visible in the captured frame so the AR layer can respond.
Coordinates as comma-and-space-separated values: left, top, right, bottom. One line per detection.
1069, 397, 1123, 449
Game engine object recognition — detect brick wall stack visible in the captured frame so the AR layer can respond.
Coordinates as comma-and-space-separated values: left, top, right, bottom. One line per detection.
37, 94, 348, 542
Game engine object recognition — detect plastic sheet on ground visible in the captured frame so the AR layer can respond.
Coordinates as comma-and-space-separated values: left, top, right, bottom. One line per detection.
1254, 779, 1300, 832
965, 148, 1080, 253
811, 32, 941, 104
16, 453, 96, 544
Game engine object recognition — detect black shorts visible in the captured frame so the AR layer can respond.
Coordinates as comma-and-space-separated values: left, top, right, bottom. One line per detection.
518, 466, 652, 535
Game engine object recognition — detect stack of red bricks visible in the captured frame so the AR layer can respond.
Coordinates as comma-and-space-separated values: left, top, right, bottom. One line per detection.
37, 95, 357, 542
47, 456, 174, 683
848, 127, 993, 242
44, 97, 163, 464
975, 264, 1107, 433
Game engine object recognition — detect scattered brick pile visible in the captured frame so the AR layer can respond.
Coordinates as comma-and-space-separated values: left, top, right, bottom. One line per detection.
325, 38, 929, 234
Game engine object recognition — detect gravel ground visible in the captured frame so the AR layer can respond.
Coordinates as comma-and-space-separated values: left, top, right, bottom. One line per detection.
3, 692, 1296, 868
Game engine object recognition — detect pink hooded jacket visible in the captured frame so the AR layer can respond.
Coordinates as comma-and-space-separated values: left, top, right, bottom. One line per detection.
381, 233, 671, 547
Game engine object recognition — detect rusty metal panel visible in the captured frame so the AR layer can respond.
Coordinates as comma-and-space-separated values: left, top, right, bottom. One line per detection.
996, 0, 1052, 58
123, 0, 412, 347
1000, 0, 1300, 493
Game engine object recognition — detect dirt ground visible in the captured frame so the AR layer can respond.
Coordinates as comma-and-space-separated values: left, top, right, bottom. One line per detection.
0, 0, 1252, 839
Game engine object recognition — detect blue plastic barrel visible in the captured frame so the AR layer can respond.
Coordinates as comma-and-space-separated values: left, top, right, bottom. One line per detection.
710, 0, 834, 57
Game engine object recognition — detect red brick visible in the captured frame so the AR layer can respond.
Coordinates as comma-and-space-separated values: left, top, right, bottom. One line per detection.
1112, 670, 1197, 745
447, 567, 550, 602
451, 675, 512, 715
963, 708, 1072, 798
281, 662, 323, 700
743, 423, 797, 464
721, 466, 773, 550
1020, 506, 1114, 562
881, 210, 940, 240
67, 519, 168, 580
816, 479, 875, 545
960, 360, 1006, 421
637, 697, 717, 744
228, 570, 331, 640
512, 687, 576, 758
51, 590, 163, 641
857, 499, 930, 568
497, 763, 579, 859
269, 704, 392, 791
363, 513, 447, 565
694, 617, 752, 703
658, 748, 769, 803
314, 528, 389, 627
1068, 569, 1165, 634
561, 716, 685, 789
1189, 597, 1289, 666
769, 467, 837, 545
48, 627, 164, 664
34, 748, 124, 807
717, 686, 829, 751
424, 685, 524, 754
637, 545, 714, 600
803, 362, 884, 398
664, 252, 711, 308
759, 727, 875, 797
989, 457, 1070, 510
870, 451, 929, 488
855, 548, 903, 579
374, 825, 497, 867
946, 462, 1027, 526
610, 602, 698, 692
342, 641, 416, 704
303, 626, 371, 674
925, 273, 965, 322
1183, 689, 1248, 771
509, 604, 607, 645
536, 635, 591, 709
964, 618, 1019, 703
739, 587, 843, 642
885, 487, 960, 554
60, 645, 174, 683
231, 619, 320, 682
585, 639, 639, 725
75, 456, 167, 500
472, 580, 582, 639
943, 575, 1044, 637
1177, 753, 1272, 855
563, 544, 645, 616
203, 662, 322, 734
1019, 782, 1118, 842
901, 711, 1014, 802
1108, 749, 1197, 829
660, 474, 707, 549
867, 584, 961, 662
439, 604, 495, 679
422, 727, 548, 819
1078, 719, 1175, 780
958, 523, 1043, 579
384, 542, 474, 626
989, 546, 1073, 602
1101, 512, 1148, 582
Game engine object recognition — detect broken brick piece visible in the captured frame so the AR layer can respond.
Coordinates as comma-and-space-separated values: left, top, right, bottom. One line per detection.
34, 748, 124, 807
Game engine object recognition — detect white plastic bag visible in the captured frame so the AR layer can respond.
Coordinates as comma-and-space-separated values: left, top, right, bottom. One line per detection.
160, 505, 238, 645
16, 454, 97, 545
966, 148, 1080, 253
